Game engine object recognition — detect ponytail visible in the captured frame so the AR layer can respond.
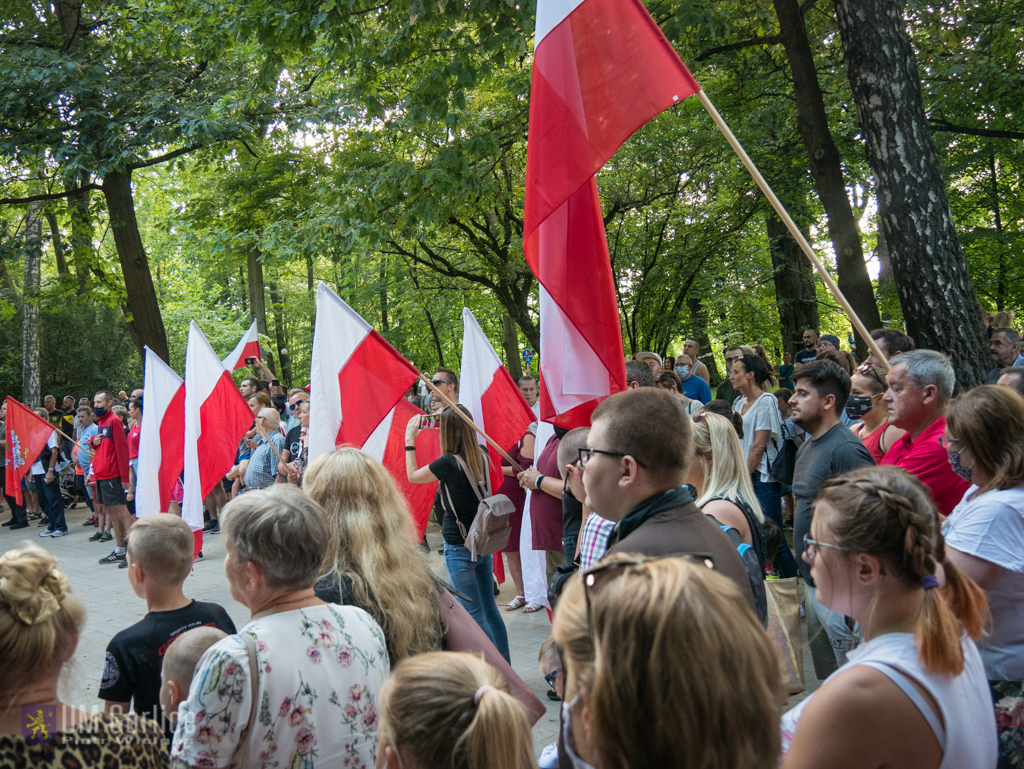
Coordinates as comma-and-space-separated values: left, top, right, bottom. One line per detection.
817, 466, 989, 676
378, 652, 534, 769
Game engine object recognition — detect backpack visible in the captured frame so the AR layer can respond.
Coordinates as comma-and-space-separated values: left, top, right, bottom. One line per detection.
442, 455, 516, 561
708, 516, 768, 627
769, 420, 799, 486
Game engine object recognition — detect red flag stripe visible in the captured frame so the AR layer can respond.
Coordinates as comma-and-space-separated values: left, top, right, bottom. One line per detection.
4, 397, 55, 507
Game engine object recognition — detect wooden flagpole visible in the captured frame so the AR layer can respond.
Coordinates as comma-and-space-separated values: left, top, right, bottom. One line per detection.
697, 90, 890, 371
418, 374, 525, 474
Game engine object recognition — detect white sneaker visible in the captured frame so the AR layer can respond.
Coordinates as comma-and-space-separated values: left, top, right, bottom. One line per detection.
50, 529, 69, 538
39, 528, 55, 537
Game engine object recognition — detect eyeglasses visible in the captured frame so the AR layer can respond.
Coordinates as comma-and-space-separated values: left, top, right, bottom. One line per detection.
938, 437, 963, 450
577, 447, 647, 469
856, 364, 887, 392
803, 536, 849, 562
544, 668, 562, 689
583, 554, 714, 630
431, 379, 453, 387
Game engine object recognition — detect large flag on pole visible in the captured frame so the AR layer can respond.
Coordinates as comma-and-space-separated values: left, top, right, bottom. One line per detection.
459, 308, 537, 492
4, 397, 54, 506
524, 0, 701, 427
307, 282, 438, 537
183, 321, 254, 533
137, 347, 186, 518
221, 320, 262, 371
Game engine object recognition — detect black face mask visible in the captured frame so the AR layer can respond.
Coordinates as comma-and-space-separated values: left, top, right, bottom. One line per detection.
94, 406, 107, 418
844, 395, 875, 420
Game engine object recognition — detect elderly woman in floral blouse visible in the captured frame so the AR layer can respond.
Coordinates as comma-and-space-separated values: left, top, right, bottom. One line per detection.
171, 486, 389, 769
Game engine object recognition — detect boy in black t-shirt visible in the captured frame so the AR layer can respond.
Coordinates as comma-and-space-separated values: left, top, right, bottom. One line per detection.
100, 515, 236, 736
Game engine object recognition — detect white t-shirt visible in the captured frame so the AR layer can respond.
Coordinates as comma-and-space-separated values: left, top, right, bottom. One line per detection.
734, 393, 782, 482
943, 483, 1024, 680
30, 433, 59, 475
780, 632, 996, 768
172, 604, 389, 769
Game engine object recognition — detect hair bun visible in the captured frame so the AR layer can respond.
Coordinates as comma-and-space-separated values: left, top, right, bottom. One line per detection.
0, 546, 69, 626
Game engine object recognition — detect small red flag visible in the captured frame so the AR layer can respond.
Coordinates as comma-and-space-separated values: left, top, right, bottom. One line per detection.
5, 397, 56, 506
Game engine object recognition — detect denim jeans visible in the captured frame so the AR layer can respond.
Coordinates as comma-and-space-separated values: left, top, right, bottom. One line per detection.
34, 473, 66, 532
804, 584, 859, 679
444, 543, 511, 663
751, 474, 798, 579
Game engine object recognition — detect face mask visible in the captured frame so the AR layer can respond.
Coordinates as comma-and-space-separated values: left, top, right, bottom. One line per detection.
94, 407, 107, 418
844, 394, 875, 420
675, 365, 690, 379
561, 694, 598, 769
948, 447, 973, 482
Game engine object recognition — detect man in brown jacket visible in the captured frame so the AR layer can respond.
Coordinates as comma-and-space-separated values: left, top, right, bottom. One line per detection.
581, 388, 757, 614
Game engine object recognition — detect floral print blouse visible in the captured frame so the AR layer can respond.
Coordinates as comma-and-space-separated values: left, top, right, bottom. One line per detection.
170, 604, 389, 769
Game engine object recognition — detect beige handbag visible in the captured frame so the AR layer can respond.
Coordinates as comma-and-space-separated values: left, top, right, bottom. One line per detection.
231, 634, 261, 768
765, 578, 806, 695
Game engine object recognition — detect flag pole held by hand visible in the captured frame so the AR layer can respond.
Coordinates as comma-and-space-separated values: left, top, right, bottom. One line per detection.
696, 90, 890, 371
418, 374, 525, 474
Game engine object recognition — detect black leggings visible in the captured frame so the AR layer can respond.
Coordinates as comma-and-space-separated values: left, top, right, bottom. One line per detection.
75, 474, 95, 513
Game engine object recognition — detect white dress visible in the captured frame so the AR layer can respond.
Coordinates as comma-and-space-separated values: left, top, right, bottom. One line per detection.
171, 604, 389, 769
780, 632, 997, 768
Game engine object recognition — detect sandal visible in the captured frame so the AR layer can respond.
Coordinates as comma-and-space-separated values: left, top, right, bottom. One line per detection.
522, 602, 545, 613
504, 596, 526, 612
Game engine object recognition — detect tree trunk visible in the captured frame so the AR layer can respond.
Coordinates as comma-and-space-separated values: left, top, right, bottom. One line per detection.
246, 246, 276, 375
832, 0, 989, 386
774, 0, 882, 355
990, 153, 1005, 312
268, 280, 291, 387
501, 314, 523, 379
305, 253, 315, 342
378, 258, 389, 333
43, 209, 69, 278
102, 169, 169, 363
767, 212, 820, 358
685, 294, 722, 383
22, 203, 42, 406
876, 225, 895, 289
66, 176, 93, 294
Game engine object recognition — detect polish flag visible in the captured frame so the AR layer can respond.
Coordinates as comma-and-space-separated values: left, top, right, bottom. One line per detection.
221, 320, 261, 371
183, 321, 255, 535
308, 283, 438, 537
459, 308, 537, 492
4, 397, 55, 506
136, 347, 186, 518
524, 0, 701, 427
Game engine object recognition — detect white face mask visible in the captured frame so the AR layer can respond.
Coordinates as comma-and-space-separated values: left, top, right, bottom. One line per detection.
561, 694, 598, 769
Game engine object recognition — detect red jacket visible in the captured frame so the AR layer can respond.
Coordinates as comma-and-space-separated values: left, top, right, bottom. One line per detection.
91, 411, 130, 482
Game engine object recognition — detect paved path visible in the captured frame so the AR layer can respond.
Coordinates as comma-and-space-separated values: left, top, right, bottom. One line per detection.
2, 503, 820, 759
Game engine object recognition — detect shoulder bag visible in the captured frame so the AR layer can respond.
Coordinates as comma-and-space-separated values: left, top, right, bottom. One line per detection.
231, 633, 261, 769
442, 454, 515, 561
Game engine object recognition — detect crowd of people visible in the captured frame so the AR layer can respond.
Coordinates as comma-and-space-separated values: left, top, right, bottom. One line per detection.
0, 318, 1022, 768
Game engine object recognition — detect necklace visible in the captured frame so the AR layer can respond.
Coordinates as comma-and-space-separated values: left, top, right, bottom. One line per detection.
250, 591, 320, 620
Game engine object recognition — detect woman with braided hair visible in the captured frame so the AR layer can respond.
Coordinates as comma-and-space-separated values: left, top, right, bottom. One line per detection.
780, 465, 995, 769
0, 545, 167, 766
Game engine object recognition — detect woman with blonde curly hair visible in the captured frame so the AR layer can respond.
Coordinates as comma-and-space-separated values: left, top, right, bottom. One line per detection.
552, 553, 781, 769
305, 447, 446, 663
376, 651, 534, 769
780, 466, 995, 768
0, 545, 166, 767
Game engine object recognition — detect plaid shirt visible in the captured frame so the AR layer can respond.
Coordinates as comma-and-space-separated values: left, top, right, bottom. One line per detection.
244, 431, 285, 490
578, 512, 615, 572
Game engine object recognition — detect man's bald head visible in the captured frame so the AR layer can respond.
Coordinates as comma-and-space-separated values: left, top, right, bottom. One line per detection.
258, 407, 281, 430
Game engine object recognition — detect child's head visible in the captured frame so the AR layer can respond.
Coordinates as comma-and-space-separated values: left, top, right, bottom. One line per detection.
762, 516, 782, 571
159, 626, 227, 724
378, 651, 535, 769
556, 427, 589, 501
538, 633, 563, 700
126, 515, 195, 599
774, 389, 793, 418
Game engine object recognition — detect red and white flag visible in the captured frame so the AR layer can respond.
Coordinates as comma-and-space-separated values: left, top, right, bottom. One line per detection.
459, 308, 537, 492
221, 320, 262, 371
307, 282, 438, 537
183, 321, 255, 532
4, 397, 54, 506
137, 347, 185, 519
524, 0, 701, 427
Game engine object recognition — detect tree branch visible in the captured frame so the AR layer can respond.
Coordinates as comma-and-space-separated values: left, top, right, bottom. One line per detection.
0, 183, 104, 206
695, 33, 783, 62
928, 118, 1024, 141
127, 144, 204, 171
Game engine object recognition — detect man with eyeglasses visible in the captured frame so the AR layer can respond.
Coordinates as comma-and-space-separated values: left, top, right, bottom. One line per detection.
580, 388, 758, 614
715, 346, 746, 405
789, 360, 875, 677
243, 408, 285, 493
428, 367, 459, 412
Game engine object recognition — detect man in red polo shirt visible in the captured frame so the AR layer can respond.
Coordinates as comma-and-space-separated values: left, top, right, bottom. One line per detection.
880, 350, 969, 515
91, 390, 132, 565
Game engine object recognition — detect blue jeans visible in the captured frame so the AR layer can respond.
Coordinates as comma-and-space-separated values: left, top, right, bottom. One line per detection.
34, 473, 66, 532
444, 543, 511, 663
751, 474, 798, 579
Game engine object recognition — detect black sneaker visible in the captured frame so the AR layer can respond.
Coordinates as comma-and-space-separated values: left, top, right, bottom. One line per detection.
1, 518, 17, 527
9, 522, 29, 530
208, 521, 220, 534
37, 517, 51, 527
118, 559, 128, 569
88, 530, 104, 542
83, 516, 97, 526
99, 551, 126, 564
203, 519, 216, 532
